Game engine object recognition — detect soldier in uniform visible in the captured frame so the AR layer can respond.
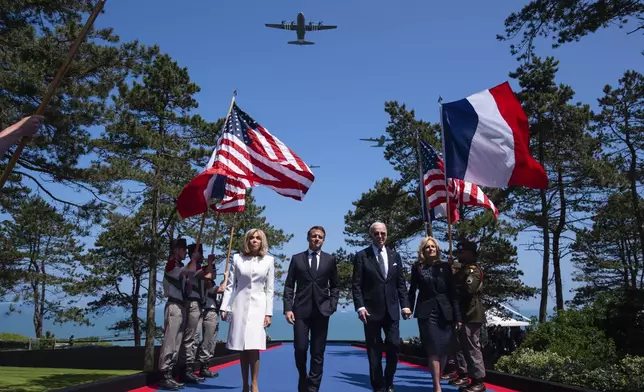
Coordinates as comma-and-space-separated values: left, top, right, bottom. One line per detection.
195, 274, 226, 378
158, 238, 189, 391
449, 240, 486, 392
179, 243, 213, 384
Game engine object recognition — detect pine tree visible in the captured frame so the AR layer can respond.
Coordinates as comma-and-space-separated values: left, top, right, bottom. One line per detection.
0, 196, 88, 337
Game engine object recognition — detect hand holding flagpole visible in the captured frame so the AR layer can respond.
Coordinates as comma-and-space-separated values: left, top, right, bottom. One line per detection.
0, 0, 107, 189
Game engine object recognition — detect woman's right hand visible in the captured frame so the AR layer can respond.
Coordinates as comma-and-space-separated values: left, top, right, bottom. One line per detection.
220, 311, 227, 321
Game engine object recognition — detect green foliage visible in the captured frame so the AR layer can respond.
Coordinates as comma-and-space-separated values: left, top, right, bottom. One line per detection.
521, 307, 617, 368
592, 290, 644, 356
0, 196, 89, 337
497, 348, 644, 392
592, 70, 644, 263
329, 247, 354, 305
68, 210, 155, 347
0, 0, 150, 218
572, 192, 644, 305
498, 0, 644, 58
0, 332, 29, 342
508, 55, 606, 317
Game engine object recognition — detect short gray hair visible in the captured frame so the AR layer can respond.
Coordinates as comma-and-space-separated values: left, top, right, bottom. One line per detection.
369, 221, 387, 234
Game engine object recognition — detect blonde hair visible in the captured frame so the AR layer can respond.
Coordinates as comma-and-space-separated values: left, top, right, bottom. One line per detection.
418, 236, 440, 264
241, 228, 269, 257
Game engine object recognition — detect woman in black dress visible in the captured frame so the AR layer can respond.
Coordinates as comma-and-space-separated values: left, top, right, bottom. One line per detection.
408, 236, 461, 392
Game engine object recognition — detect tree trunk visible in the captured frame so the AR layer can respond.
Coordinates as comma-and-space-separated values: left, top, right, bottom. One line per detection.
143, 178, 160, 371
133, 273, 142, 347
537, 123, 550, 323
552, 167, 566, 311
33, 283, 42, 338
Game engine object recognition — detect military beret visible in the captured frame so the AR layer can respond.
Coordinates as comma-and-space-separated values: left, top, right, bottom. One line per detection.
457, 240, 477, 253
171, 238, 187, 250
188, 243, 204, 255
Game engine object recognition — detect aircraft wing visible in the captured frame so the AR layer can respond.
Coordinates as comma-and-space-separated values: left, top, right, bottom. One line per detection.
305, 25, 337, 31
360, 138, 378, 141
265, 23, 289, 29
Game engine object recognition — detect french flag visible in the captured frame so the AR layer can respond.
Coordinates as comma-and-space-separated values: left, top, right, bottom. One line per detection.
441, 82, 548, 189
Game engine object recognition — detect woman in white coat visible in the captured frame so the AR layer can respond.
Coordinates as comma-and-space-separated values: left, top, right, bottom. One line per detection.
220, 228, 274, 392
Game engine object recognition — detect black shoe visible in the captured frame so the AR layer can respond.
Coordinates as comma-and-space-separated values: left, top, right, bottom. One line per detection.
462, 382, 486, 392
158, 371, 181, 391
200, 364, 218, 378
386, 386, 395, 392
450, 376, 469, 386
181, 368, 201, 384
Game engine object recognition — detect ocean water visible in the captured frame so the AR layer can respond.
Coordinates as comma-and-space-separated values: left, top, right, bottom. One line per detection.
0, 303, 538, 345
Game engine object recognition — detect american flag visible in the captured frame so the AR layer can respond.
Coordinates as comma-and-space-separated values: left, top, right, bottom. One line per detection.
419, 139, 459, 222
419, 139, 498, 221
207, 102, 314, 200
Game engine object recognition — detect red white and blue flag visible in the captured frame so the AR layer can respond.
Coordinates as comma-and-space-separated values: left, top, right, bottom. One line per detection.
419, 139, 498, 222
176, 102, 314, 219
208, 102, 314, 200
441, 82, 548, 189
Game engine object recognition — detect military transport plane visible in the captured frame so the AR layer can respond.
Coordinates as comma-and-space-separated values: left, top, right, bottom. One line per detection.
360, 135, 393, 147
265, 12, 336, 45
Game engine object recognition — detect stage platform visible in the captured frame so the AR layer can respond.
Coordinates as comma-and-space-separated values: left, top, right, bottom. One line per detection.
130, 342, 517, 392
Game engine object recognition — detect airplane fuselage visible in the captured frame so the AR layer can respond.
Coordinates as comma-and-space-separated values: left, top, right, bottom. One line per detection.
296, 12, 305, 40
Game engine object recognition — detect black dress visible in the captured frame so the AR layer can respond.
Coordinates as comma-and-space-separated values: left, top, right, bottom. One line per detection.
408, 261, 461, 357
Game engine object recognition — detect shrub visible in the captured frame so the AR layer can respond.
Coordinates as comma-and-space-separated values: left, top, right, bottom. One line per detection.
521, 308, 617, 368
497, 349, 644, 392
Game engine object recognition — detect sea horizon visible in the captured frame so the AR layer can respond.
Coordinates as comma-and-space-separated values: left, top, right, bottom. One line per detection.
0, 303, 539, 345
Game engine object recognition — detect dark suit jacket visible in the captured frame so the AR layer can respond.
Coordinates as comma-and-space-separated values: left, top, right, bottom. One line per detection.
408, 261, 461, 323
283, 250, 339, 318
351, 245, 410, 321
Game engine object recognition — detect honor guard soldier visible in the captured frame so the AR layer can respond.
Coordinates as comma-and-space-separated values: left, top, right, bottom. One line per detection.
158, 238, 189, 391
450, 240, 487, 392
195, 275, 226, 378
179, 243, 212, 384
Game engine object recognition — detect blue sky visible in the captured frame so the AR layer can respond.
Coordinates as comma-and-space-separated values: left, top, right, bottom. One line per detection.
36, 0, 642, 313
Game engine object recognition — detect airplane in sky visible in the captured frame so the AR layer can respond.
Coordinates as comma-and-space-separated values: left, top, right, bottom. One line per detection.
360, 135, 393, 147
310, 165, 321, 168
265, 12, 337, 45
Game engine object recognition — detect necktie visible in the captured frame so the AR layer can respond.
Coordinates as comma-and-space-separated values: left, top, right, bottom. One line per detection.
377, 249, 386, 276
311, 251, 318, 271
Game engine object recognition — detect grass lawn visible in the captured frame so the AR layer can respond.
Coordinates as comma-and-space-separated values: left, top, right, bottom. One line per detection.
0, 366, 137, 392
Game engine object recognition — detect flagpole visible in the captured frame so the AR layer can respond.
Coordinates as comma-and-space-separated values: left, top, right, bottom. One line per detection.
438, 96, 454, 258
222, 212, 238, 288
415, 131, 432, 237
0, 0, 107, 190
210, 212, 221, 255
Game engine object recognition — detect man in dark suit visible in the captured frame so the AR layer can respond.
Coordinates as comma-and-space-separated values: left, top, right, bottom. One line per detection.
283, 226, 339, 392
352, 222, 411, 392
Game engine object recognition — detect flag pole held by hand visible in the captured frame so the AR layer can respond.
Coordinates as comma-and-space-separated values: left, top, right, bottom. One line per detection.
0, 0, 107, 189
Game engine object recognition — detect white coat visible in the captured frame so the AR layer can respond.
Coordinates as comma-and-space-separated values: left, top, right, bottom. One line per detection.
221, 253, 275, 351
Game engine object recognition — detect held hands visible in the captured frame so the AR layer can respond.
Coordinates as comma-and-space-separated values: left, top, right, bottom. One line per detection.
284, 311, 295, 325
264, 315, 272, 328
401, 308, 412, 320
